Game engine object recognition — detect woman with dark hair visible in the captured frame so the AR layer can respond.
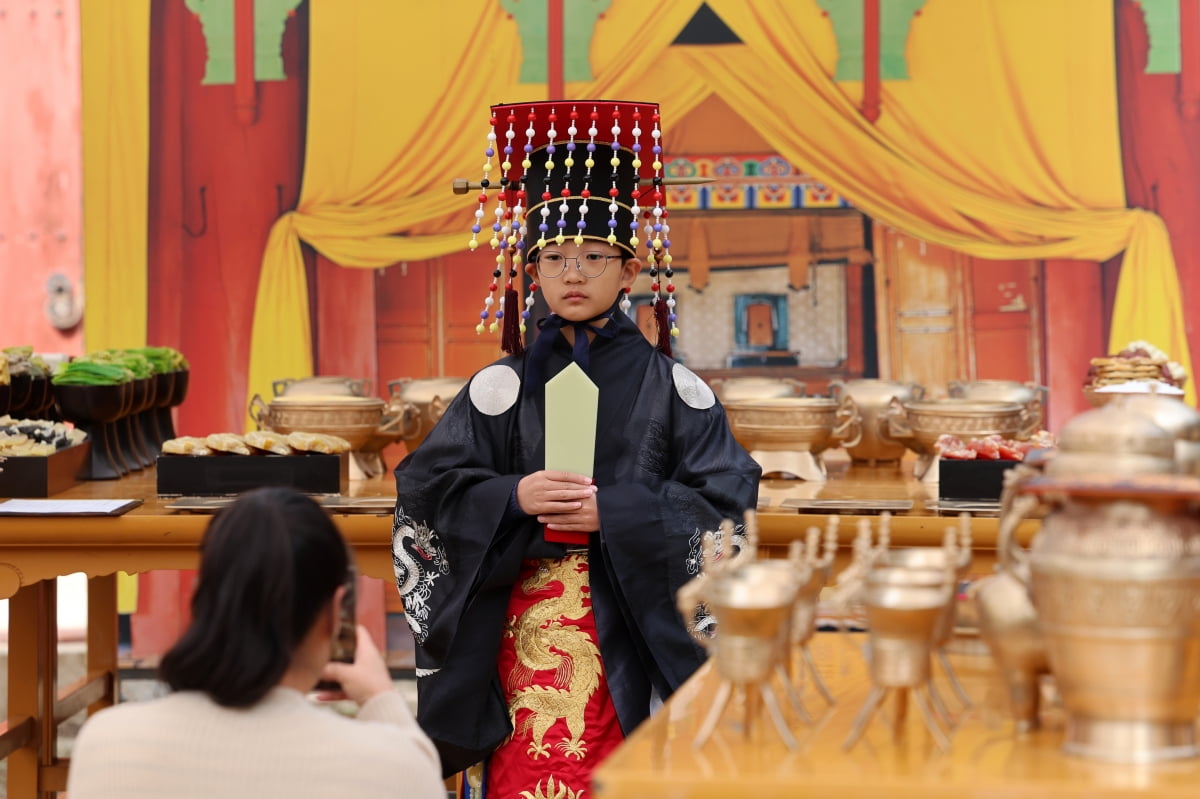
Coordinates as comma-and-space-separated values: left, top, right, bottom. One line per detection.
67, 487, 444, 799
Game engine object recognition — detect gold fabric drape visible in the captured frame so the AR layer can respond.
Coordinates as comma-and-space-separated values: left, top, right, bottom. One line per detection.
700, 0, 1194, 402
80, 0, 151, 613
246, 1, 518, 424
81, 0, 150, 351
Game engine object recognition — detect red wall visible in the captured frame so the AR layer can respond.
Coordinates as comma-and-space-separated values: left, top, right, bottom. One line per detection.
1114, 0, 1200, 374
145, 0, 309, 437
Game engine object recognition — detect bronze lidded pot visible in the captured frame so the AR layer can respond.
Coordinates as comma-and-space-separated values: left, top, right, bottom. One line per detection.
709, 376, 805, 403
386, 377, 468, 452
828, 379, 925, 466
723, 395, 861, 482
996, 402, 1200, 762
1115, 393, 1200, 476
884, 397, 1035, 480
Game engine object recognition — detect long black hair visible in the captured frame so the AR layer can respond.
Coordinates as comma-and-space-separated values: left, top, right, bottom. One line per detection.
159, 487, 349, 707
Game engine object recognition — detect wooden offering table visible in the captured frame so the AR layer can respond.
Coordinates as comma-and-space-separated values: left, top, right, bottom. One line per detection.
594, 634, 1200, 798
0, 470, 399, 798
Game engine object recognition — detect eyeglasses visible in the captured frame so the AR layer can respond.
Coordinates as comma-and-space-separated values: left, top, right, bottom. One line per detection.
534, 251, 622, 279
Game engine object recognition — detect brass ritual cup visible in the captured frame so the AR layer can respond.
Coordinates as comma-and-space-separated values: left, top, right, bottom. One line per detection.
702, 562, 802, 684
880, 548, 969, 649
861, 566, 951, 688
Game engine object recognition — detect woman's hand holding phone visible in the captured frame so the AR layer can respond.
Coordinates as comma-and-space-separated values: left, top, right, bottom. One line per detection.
316, 624, 395, 706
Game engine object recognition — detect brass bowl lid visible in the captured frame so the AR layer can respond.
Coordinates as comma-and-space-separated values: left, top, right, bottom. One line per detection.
1116, 394, 1200, 442
1056, 402, 1175, 460
270, 394, 384, 408
724, 396, 837, 410
904, 398, 1023, 415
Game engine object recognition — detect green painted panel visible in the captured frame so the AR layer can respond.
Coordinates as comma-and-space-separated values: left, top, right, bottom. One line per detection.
817, 0, 924, 82
817, 0, 864, 81
881, 0, 925, 80
186, 0, 301, 86
501, 0, 610, 85
186, 0, 235, 85
255, 0, 303, 82
1140, 0, 1181, 74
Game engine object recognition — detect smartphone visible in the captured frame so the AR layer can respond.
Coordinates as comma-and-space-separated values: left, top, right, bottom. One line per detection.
315, 559, 357, 692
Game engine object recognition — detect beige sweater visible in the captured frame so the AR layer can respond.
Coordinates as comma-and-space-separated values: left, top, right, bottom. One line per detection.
66, 687, 445, 799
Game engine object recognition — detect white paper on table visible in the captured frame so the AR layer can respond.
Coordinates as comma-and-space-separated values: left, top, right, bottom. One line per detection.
0, 499, 143, 516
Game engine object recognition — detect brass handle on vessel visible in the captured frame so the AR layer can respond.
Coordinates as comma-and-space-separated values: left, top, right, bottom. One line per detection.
248, 394, 271, 430
995, 463, 1041, 587
399, 402, 422, 440
832, 394, 863, 448
884, 395, 912, 440
1018, 398, 1043, 439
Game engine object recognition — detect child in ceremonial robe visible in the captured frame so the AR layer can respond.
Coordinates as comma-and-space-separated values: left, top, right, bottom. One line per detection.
391, 100, 760, 797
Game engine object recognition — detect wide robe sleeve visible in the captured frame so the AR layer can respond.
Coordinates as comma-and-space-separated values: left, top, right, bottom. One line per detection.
391, 359, 549, 775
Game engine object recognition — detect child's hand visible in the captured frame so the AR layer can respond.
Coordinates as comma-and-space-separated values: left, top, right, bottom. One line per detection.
538, 489, 600, 532
517, 471, 597, 518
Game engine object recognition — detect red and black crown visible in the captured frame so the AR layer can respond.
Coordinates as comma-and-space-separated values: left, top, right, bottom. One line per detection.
460, 100, 676, 356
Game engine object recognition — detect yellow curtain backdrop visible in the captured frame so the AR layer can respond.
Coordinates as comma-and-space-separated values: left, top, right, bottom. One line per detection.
80, 0, 151, 613
700, 0, 1194, 402
252, 0, 1193, 411
246, 0, 710, 423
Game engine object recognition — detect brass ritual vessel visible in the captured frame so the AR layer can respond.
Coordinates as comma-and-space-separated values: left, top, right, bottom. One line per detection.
385, 377, 468, 452
970, 567, 1051, 733
996, 402, 1200, 762
1116, 393, 1200, 476
884, 397, 1037, 481
785, 523, 840, 709
249, 386, 385, 451
878, 517, 975, 724
828, 378, 925, 466
843, 546, 959, 753
677, 518, 809, 751
723, 395, 862, 481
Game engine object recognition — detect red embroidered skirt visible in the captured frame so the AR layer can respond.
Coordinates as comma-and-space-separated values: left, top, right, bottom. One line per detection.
486, 554, 623, 798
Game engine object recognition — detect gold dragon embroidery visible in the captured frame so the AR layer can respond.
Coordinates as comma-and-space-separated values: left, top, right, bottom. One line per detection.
519, 774, 583, 799
504, 554, 601, 760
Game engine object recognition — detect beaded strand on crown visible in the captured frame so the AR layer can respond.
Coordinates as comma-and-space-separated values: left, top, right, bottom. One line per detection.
462, 101, 676, 357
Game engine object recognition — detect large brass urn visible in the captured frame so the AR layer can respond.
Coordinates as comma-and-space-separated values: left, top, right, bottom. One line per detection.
998, 403, 1200, 762
828, 379, 924, 465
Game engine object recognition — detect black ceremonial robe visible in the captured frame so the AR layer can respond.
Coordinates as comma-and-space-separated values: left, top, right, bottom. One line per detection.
391, 311, 761, 776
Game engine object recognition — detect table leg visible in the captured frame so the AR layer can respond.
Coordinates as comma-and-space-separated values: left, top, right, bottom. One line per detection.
7, 580, 56, 799
86, 574, 120, 715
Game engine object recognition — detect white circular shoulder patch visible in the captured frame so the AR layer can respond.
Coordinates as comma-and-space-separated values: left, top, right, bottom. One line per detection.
469, 364, 521, 416
672, 363, 716, 410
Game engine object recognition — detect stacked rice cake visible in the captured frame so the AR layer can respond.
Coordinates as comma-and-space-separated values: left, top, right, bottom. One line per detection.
1088, 355, 1170, 386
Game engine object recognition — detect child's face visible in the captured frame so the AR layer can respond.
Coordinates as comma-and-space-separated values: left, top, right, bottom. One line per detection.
526, 240, 641, 323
